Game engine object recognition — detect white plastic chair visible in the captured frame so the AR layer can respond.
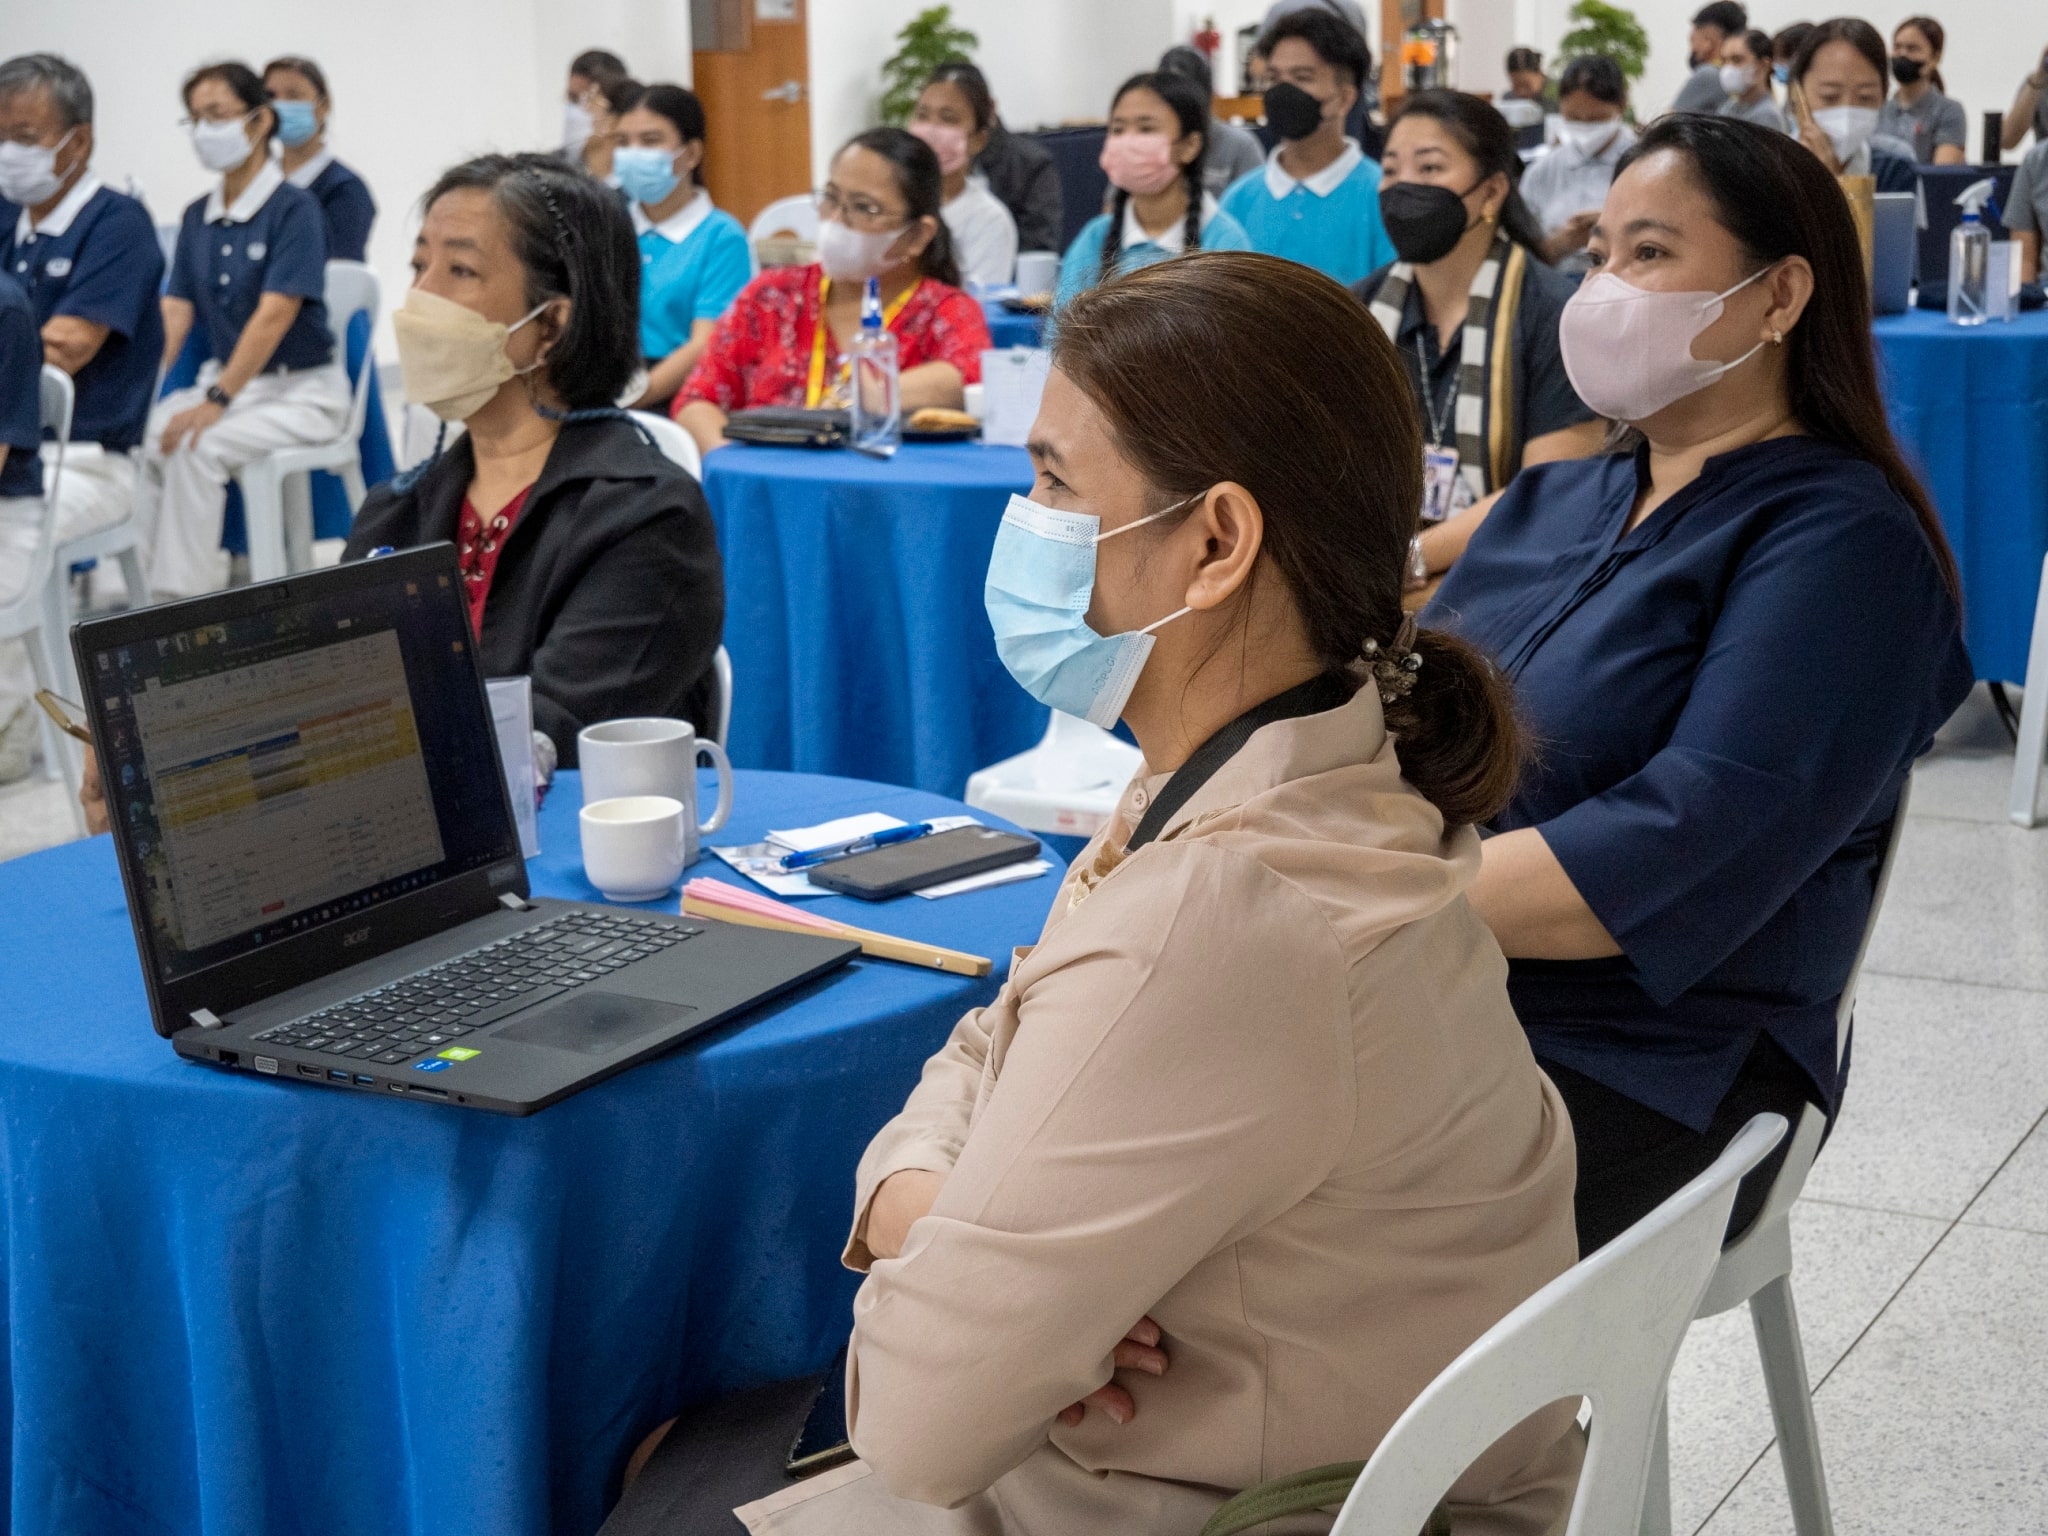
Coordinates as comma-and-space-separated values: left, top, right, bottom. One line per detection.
747, 193, 819, 271
1640, 776, 1915, 1536
1321, 1114, 1788, 1536
3, 368, 83, 823
627, 409, 703, 482
964, 711, 1145, 840
235, 260, 380, 582
2008, 556, 2048, 825
627, 410, 727, 747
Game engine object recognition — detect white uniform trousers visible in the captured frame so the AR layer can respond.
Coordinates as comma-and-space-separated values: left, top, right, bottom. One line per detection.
135, 360, 350, 599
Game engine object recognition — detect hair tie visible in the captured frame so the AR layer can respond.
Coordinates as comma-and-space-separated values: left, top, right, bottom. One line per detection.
1361, 616, 1425, 705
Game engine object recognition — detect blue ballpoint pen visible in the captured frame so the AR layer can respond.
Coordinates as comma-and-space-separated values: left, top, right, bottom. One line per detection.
779, 821, 936, 871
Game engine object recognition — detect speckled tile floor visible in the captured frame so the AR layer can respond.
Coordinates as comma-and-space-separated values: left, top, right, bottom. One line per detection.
3, 682, 2044, 1532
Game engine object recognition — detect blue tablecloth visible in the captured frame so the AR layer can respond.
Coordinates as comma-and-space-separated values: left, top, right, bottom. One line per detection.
1874, 310, 2048, 683
978, 296, 1046, 350
702, 441, 1048, 797
0, 770, 1058, 1536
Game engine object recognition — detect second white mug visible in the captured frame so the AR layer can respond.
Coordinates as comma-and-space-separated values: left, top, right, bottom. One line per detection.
580, 795, 688, 903
578, 716, 734, 866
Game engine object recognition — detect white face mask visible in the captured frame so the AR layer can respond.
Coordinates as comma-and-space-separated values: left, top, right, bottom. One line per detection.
1719, 62, 1755, 95
1555, 117, 1622, 158
1558, 264, 1776, 423
190, 114, 255, 173
563, 100, 594, 155
1812, 105, 1879, 163
0, 128, 77, 208
816, 217, 905, 282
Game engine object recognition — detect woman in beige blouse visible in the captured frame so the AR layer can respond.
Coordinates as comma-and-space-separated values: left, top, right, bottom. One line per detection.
605, 252, 1581, 1536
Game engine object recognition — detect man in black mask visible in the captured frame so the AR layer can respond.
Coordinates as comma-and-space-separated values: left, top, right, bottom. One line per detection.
1217, 8, 1396, 287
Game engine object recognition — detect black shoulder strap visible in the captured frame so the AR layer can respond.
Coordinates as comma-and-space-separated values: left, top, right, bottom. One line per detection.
1125, 673, 1355, 854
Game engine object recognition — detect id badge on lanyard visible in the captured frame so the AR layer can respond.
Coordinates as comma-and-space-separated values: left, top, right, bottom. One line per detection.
1421, 443, 1465, 525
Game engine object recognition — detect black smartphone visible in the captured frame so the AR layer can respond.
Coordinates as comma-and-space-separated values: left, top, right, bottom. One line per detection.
786, 1347, 854, 1477
807, 826, 1041, 900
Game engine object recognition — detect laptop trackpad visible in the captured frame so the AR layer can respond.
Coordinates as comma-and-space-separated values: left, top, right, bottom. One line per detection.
495, 992, 697, 1056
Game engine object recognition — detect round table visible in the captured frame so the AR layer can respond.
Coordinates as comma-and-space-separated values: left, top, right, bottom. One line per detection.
1874, 310, 2048, 683
701, 440, 1047, 797
0, 770, 1058, 1536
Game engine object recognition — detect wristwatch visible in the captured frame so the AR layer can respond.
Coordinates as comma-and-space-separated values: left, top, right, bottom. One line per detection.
204, 383, 233, 409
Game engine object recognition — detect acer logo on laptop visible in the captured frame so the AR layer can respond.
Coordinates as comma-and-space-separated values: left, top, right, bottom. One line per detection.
341, 927, 372, 948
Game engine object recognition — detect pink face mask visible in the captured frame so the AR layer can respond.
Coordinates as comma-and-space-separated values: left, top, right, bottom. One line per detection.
908, 119, 971, 177
1099, 132, 1180, 197
1557, 265, 1776, 423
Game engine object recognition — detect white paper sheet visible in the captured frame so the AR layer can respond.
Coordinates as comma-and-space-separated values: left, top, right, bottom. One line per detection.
979, 347, 1051, 447
486, 676, 540, 858
912, 858, 1055, 899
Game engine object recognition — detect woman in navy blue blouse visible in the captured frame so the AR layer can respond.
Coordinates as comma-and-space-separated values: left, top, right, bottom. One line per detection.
263, 56, 376, 263
1427, 114, 1972, 1253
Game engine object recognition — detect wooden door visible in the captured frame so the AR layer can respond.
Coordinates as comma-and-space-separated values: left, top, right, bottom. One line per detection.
693, 0, 813, 228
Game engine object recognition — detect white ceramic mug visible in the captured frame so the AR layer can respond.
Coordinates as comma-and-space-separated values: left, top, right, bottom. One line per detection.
578, 717, 734, 866
1013, 250, 1059, 294
580, 796, 688, 903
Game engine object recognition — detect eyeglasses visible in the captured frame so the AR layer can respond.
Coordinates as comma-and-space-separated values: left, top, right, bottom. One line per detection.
815, 187, 907, 230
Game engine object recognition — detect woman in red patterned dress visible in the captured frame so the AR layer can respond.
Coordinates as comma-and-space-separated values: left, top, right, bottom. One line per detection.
674, 127, 992, 456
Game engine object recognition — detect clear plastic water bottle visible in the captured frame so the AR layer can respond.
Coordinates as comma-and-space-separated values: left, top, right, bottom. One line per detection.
850, 275, 901, 452
1947, 179, 1993, 327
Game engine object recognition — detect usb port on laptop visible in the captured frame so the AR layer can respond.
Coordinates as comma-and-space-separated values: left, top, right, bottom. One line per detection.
328, 1068, 350, 1082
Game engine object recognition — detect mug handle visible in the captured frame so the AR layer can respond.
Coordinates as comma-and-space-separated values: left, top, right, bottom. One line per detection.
695, 737, 735, 834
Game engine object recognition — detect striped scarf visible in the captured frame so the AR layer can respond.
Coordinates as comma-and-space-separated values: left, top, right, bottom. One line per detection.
1368, 232, 1528, 507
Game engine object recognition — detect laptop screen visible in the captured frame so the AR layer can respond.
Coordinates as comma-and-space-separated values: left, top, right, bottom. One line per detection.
85, 560, 519, 984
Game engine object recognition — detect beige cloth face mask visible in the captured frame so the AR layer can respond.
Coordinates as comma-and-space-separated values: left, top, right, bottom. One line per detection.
392, 286, 550, 422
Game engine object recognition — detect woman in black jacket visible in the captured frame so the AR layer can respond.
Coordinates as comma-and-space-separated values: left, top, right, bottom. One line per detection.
348, 153, 723, 763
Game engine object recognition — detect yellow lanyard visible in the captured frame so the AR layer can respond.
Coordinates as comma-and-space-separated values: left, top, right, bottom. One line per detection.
806, 274, 920, 407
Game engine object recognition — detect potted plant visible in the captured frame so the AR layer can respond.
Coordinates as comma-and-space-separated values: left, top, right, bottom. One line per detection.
879, 6, 980, 126
1556, 0, 1650, 84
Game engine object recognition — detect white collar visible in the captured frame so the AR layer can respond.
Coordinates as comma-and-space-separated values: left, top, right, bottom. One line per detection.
15, 171, 102, 244
1120, 191, 1220, 254
631, 187, 713, 244
205, 158, 284, 224
282, 147, 334, 189
1261, 137, 1364, 199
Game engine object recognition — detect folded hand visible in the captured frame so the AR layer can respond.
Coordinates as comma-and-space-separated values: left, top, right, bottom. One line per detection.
1058, 1316, 1168, 1428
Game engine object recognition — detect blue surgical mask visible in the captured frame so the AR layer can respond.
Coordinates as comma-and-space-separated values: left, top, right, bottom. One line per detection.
274, 99, 319, 147
1772, 61, 1791, 84
613, 146, 682, 206
984, 493, 1195, 729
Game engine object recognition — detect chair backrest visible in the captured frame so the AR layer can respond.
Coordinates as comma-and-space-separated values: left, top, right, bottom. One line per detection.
748, 192, 819, 251
1835, 773, 1912, 1060
712, 644, 733, 748
627, 408, 703, 482
38, 365, 73, 503
323, 261, 382, 448
1327, 1114, 1789, 1536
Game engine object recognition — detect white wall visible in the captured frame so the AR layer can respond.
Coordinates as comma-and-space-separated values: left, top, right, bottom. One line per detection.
8, 0, 691, 359
1472, 0, 2027, 156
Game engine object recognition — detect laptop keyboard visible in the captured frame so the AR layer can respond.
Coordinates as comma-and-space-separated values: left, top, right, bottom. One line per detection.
251, 910, 702, 1065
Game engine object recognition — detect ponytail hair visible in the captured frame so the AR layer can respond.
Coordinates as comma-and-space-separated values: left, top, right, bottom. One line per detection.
1054, 251, 1527, 827
1098, 71, 1210, 284
842, 126, 961, 287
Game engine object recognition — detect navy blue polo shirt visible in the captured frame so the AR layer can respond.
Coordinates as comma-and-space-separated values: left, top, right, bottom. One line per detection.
1425, 437, 1972, 1131
167, 165, 331, 371
2, 180, 166, 454
0, 271, 43, 499
291, 155, 377, 264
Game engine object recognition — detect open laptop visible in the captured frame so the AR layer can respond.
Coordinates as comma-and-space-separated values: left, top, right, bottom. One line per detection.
74, 544, 857, 1115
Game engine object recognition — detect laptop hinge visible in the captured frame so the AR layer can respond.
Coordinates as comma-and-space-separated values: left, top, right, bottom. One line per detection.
499, 892, 536, 912
190, 1008, 225, 1030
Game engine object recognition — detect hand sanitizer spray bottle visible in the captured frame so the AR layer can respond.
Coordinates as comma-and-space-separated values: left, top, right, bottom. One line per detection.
850, 275, 901, 453
1947, 178, 1995, 327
